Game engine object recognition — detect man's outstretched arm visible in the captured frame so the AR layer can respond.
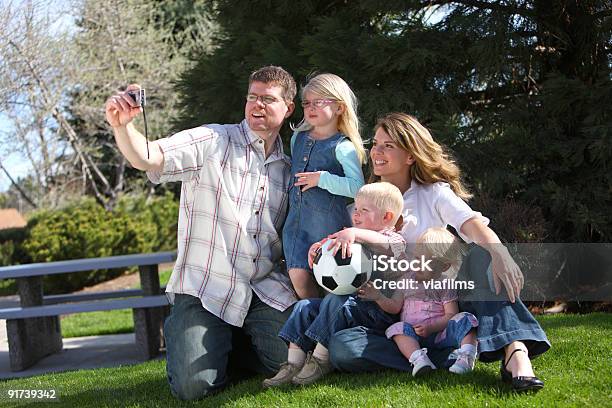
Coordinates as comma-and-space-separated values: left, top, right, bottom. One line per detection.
105, 84, 164, 172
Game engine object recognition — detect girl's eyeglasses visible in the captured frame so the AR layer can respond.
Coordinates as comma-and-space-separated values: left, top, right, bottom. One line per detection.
301, 99, 336, 108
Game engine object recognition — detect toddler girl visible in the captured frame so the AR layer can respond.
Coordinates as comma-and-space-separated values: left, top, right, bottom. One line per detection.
360, 227, 479, 376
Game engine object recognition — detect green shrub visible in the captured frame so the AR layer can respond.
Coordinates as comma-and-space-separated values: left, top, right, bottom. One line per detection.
0, 240, 15, 267
114, 192, 178, 252
20, 194, 177, 294
0, 227, 28, 295
0, 227, 28, 266
0, 240, 17, 295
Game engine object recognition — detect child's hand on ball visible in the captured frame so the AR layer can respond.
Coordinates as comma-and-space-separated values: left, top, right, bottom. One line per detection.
357, 281, 382, 301
308, 241, 324, 269
327, 228, 357, 258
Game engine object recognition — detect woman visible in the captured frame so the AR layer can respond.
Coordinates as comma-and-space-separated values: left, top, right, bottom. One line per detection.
328, 112, 549, 392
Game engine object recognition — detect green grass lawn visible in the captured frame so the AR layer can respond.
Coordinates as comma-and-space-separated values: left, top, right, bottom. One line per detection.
60, 269, 172, 338
0, 313, 610, 407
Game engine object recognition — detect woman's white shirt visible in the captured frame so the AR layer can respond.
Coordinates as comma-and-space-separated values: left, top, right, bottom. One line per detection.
400, 180, 489, 243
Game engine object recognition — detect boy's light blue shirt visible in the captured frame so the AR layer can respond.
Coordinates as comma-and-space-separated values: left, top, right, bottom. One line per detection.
291, 132, 364, 198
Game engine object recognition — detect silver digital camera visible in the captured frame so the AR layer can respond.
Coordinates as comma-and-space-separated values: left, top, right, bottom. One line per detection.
126, 88, 146, 107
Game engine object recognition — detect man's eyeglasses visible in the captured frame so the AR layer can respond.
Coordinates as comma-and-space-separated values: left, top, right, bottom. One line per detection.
246, 93, 281, 105
301, 99, 336, 109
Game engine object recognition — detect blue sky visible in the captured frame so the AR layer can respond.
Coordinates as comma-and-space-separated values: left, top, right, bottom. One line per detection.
0, 116, 28, 192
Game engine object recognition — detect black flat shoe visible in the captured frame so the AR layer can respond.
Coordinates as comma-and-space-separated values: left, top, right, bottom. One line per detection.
501, 349, 544, 392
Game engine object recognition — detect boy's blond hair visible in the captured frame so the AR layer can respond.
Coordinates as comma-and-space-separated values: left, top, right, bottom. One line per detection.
355, 182, 404, 226
417, 227, 465, 279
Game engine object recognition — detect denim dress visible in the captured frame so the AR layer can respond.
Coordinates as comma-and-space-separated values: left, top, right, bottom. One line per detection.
283, 131, 353, 270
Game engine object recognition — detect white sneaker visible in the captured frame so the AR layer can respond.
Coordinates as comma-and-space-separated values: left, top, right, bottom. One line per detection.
409, 348, 436, 377
448, 348, 476, 374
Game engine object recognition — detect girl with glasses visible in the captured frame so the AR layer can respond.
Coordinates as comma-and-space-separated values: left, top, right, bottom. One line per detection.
282, 73, 366, 301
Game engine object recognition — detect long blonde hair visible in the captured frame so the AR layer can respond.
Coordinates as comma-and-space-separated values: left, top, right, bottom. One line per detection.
294, 73, 366, 164
373, 112, 472, 200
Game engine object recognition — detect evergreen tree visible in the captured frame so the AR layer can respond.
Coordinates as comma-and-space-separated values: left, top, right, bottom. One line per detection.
178, 0, 611, 242
173, 0, 354, 133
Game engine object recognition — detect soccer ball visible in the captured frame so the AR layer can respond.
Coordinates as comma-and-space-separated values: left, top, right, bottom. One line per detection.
312, 241, 372, 295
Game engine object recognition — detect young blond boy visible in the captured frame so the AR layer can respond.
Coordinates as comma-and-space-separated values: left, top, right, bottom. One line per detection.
264, 182, 406, 387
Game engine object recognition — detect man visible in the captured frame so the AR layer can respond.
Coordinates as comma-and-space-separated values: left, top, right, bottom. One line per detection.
105, 66, 298, 400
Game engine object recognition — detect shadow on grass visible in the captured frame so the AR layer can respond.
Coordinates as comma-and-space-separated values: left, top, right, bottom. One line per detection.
27, 376, 271, 407
17, 343, 549, 407
19, 374, 181, 408
21, 367, 514, 408
20, 313, 612, 407
14, 354, 576, 408
294, 368, 512, 395
205, 365, 520, 406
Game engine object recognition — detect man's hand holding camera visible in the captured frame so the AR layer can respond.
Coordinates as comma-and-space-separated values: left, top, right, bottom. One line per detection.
105, 84, 144, 128
105, 84, 161, 171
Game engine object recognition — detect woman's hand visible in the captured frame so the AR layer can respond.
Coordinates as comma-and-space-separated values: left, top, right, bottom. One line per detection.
357, 281, 382, 301
460, 218, 524, 302
294, 171, 321, 192
327, 228, 357, 259
490, 247, 524, 303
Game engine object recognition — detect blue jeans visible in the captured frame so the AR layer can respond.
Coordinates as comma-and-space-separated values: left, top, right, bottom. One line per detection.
329, 246, 550, 372
164, 293, 292, 400
387, 312, 478, 350
457, 246, 551, 362
329, 326, 455, 372
279, 294, 397, 351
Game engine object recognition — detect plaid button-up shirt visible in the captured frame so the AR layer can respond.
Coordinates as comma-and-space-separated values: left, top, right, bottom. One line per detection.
147, 120, 297, 326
